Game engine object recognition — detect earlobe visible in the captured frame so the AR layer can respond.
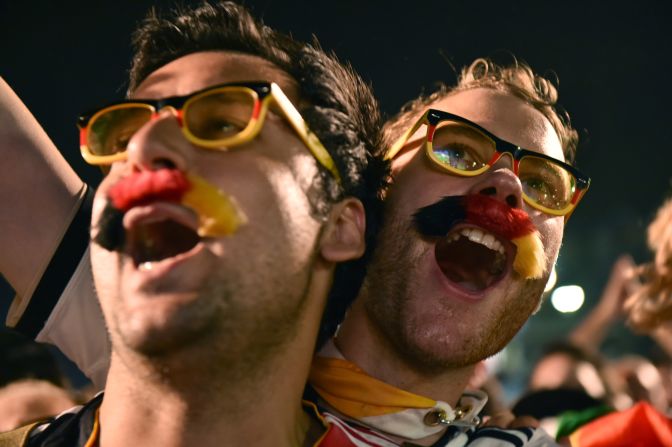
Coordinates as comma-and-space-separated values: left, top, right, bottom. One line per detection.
320, 198, 366, 263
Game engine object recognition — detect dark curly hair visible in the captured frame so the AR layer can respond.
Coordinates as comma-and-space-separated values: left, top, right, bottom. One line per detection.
127, 1, 389, 347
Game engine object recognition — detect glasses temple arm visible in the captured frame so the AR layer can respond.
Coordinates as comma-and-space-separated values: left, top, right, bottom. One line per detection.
385, 114, 428, 160
269, 84, 341, 182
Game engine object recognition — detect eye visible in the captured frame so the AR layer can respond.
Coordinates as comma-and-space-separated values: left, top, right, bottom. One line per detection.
106, 131, 133, 152
194, 116, 244, 139
186, 100, 252, 141
89, 107, 151, 156
520, 157, 574, 210
430, 122, 492, 172
523, 177, 552, 196
522, 174, 571, 209
432, 144, 486, 171
185, 89, 256, 143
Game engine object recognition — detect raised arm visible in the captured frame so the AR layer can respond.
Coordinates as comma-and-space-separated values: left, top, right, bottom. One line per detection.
569, 255, 639, 353
0, 77, 85, 310
0, 78, 109, 388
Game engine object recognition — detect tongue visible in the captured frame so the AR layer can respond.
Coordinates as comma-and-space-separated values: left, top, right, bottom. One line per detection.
435, 236, 498, 291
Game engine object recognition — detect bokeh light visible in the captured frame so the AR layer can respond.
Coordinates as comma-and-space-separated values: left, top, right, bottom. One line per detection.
550, 285, 585, 313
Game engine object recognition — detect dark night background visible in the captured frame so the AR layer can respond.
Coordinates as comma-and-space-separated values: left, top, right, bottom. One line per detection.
1, 0, 671, 396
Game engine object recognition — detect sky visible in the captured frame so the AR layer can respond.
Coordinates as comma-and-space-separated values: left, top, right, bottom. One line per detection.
1, 0, 671, 389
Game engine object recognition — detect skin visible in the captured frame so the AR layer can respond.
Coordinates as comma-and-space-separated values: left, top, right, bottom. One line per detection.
94, 51, 365, 447
0, 78, 83, 311
529, 353, 585, 391
0, 380, 75, 432
569, 255, 637, 352
337, 88, 565, 444
0, 66, 561, 444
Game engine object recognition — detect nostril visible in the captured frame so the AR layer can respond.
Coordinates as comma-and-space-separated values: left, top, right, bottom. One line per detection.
505, 195, 517, 208
479, 187, 497, 196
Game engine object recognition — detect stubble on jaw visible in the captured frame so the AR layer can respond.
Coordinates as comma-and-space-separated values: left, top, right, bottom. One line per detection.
102, 242, 321, 386
362, 210, 547, 375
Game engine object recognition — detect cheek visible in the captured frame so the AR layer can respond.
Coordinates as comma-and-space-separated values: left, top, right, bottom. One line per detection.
538, 217, 564, 263
219, 160, 321, 262
390, 155, 474, 214
89, 245, 118, 313
390, 149, 418, 176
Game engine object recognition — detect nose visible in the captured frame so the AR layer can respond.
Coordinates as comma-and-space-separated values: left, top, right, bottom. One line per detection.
467, 156, 523, 209
125, 107, 190, 172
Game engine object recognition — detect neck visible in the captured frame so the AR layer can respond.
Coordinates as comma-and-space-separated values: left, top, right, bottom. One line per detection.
97, 263, 335, 447
99, 343, 311, 447
335, 299, 475, 408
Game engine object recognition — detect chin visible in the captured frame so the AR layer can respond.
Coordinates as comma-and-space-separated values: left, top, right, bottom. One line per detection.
399, 293, 537, 371
113, 300, 219, 357
398, 324, 501, 372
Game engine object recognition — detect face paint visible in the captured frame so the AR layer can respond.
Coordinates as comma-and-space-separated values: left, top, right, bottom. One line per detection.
414, 195, 545, 279
94, 169, 246, 251
181, 174, 246, 237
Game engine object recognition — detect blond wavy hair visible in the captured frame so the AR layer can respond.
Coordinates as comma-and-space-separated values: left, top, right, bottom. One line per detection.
626, 200, 672, 330
383, 58, 578, 163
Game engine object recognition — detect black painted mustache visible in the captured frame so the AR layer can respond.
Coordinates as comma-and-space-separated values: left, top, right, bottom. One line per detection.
93, 202, 125, 251
413, 196, 467, 237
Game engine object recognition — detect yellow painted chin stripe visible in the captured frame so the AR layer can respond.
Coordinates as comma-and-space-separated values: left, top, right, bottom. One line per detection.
512, 231, 545, 279
309, 356, 437, 418
182, 173, 247, 237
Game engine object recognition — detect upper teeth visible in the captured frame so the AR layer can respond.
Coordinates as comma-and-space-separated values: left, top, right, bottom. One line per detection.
446, 228, 505, 254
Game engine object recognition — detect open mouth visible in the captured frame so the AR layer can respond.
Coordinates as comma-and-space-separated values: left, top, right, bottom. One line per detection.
435, 227, 509, 292
126, 219, 201, 267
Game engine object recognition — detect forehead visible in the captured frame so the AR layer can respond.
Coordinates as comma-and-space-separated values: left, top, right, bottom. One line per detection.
424, 88, 564, 162
133, 51, 299, 101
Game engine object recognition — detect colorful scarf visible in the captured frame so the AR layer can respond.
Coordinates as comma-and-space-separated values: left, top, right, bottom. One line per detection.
309, 341, 486, 440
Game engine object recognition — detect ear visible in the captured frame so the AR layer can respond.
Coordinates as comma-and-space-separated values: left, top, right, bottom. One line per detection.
319, 197, 366, 263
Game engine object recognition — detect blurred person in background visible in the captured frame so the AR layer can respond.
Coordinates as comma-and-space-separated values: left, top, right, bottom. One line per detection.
512, 341, 613, 441
0, 380, 75, 432
0, 331, 76, 432
568, 199, 672, 446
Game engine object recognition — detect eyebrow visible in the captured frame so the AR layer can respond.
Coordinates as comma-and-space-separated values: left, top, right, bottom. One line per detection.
434, 122, 492, 142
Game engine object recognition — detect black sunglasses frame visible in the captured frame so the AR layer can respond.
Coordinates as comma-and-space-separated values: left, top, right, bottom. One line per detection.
423, 109, 591, 191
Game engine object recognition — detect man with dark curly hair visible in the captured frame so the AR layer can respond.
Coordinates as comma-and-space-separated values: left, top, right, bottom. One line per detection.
0, 2, 387, 446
